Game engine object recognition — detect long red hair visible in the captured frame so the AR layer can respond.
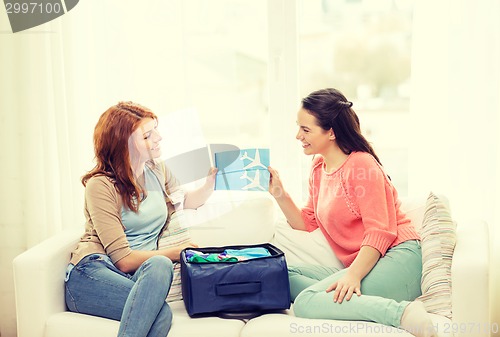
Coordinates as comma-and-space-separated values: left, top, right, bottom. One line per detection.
82, 101, 157, 212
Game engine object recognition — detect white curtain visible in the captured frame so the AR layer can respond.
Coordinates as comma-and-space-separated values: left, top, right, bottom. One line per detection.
409, 0, 500, 332
0, 16, 84, 337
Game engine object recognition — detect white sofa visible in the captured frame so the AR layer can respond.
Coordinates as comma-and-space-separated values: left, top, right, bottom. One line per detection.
13, 190, 490, 337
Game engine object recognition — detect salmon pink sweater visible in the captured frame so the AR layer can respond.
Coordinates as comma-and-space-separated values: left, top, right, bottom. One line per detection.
301, 152, 420, 267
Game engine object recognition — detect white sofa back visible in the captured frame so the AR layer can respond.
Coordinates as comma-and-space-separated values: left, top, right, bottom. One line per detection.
184, 190, 277, 246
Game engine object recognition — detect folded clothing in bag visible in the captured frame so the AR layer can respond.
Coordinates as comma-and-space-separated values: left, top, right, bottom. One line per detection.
184, 247, 271, 263
180, 243, 291, 317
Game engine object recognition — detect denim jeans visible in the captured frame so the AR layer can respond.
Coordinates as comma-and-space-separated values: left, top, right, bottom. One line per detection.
289, 240, 422, 328
65, 254, 174, 337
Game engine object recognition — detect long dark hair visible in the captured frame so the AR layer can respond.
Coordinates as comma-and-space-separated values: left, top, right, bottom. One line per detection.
82, 101, 157, 212
301, 88, 382, 165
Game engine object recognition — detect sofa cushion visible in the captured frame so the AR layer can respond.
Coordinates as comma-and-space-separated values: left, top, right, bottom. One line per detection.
44, 301, 245, 337
239, 311, 453, 337
417, 192, 456, 319
168, 300, 246, 336
185, 190, 276, 246
271, 216, 344, 269
399, 197, 426, 232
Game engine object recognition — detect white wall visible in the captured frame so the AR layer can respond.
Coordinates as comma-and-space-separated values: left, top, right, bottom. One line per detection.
409, 0, 500, 334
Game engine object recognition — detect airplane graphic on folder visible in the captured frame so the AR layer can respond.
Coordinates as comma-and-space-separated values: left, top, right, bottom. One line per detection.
215, 148, 270, 191
240, 151, 267, 170
240, 170, 265, 191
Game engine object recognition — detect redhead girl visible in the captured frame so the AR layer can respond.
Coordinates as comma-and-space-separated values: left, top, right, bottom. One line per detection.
65, 102, 216, 337
268, 88, 436, 337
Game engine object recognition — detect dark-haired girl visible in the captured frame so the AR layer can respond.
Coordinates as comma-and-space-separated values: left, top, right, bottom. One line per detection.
268, 88, 436, 337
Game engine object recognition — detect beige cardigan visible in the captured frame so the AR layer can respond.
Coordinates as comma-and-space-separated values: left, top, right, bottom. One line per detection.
69, 160, 182, 266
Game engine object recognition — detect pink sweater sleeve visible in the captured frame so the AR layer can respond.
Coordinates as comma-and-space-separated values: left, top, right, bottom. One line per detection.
347, 154, 398, 256
301, 156, 323, 232
301, 195, 318, 232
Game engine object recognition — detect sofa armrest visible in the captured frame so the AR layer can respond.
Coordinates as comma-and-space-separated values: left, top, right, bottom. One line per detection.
451, 219, 490, 337
13, 228, 82, 337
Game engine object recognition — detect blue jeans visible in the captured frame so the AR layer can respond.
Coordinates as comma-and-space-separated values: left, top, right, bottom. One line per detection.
65, 254, 174, 337
289, 240, 422, 328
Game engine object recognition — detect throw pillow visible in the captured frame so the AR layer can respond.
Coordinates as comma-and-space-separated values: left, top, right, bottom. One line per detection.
158, 210, 191, 302
417, 192, 456, 319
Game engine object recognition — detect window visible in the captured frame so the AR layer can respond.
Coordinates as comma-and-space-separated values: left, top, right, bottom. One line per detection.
157, 0, 269, 162
95, 0, 414, 197
179, 0, 269, 148
298, 0, 415, 196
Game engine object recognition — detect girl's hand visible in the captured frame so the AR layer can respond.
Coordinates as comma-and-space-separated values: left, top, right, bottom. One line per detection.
204, 167, 218, 190
268, 166, 285, 199
325, 271, 362, 303
170, 242, 199, 261
184, 167, 217, 209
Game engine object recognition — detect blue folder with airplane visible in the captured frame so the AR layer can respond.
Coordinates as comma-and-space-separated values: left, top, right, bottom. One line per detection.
214, 148, 270, 191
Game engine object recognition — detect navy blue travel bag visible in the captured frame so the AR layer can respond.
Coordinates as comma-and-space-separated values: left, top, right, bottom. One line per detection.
180, 243, 291, 317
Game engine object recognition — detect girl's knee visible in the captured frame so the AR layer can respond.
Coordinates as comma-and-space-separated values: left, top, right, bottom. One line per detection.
293, 290, 315, 318
149, 255, 173, 269
146, 255, 174, 280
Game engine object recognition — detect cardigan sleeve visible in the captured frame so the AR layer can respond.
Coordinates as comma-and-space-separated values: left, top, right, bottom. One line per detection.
346, 153, 398, 256
163, 163, 181, 194
151, 159, 185, 210
85, 176, 132, 264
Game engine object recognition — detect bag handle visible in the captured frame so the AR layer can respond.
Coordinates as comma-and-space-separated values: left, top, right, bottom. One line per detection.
216, 282, 261, 296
